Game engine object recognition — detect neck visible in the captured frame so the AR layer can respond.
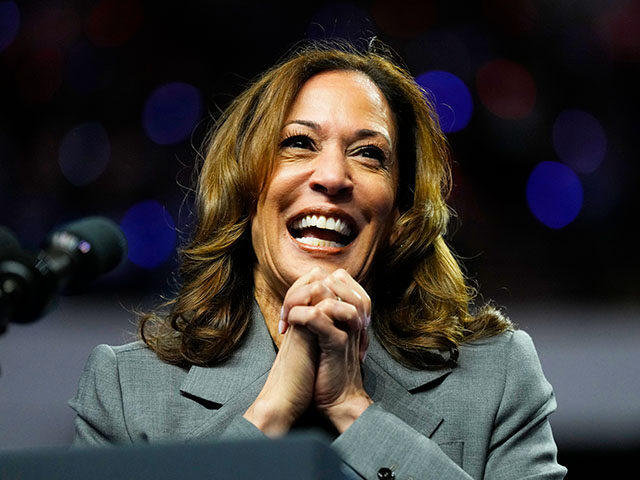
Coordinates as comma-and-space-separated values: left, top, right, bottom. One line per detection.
253, 268, 284, 348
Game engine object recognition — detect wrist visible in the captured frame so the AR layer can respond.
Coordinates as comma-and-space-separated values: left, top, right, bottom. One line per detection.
243, 398, 295, 438
323, 393, 373, 434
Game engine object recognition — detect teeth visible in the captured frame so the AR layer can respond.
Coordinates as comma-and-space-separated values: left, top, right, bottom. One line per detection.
326, 217, 335, 230
296, 237, 345, 248
291, 215, 351, 236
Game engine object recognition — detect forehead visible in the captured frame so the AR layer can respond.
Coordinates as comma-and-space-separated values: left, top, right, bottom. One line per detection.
286, 70, 396, 136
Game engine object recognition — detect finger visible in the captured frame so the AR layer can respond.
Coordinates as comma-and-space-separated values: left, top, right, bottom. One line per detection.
284, 280, 335, 311
332, 269, 371, 321
358, 328, 369, 363
315, 297, 363, 333
322, 277, 365, 329
289, 266, 328, 289
323, 270, 371, 329
280, 267, 331, 334
281, 281, 334, 334
289, 298, 362, 334
286, 305, 349, 350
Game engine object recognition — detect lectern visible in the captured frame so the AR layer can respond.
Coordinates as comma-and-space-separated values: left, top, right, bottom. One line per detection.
0, 434, 349, 480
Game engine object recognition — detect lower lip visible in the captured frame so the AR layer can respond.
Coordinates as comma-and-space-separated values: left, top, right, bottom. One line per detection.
287, 230, 352, 254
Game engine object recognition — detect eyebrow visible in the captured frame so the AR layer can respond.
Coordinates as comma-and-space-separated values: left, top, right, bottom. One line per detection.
283, 120, 393, 148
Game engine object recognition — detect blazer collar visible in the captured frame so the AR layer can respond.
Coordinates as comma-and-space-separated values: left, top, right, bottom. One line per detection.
365, 331, 452, 393
179, 302, 276, 406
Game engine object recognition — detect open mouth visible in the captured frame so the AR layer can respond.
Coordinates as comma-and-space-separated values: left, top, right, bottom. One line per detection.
287, 214, 357, 249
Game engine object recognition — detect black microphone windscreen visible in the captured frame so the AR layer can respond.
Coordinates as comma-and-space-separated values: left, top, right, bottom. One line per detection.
47, 216, 128, 279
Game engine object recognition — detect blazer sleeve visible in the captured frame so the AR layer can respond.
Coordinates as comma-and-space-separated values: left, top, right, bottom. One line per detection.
332, 331, 566, 480
68, 344, 133, 447
333, 403, 473, 480
484, 330, 566, 480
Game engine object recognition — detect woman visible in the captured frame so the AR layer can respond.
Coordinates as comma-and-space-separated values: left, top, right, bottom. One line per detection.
70, 42, 566, 479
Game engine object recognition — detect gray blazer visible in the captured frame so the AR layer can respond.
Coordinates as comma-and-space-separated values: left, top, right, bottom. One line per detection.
69, 305, 566, 479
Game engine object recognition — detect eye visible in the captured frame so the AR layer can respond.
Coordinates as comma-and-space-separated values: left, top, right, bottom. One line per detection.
354, 145, 388, 167
279, 134, 315, 150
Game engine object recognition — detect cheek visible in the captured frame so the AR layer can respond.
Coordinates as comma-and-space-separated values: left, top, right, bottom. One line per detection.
371, 177, 398, 217
263, 166, 304, 207
367, 177, 398, 237
250, 171, 296, 248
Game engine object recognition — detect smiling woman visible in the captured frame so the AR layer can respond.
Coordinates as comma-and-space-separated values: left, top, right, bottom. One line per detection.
70, 41, 566, 479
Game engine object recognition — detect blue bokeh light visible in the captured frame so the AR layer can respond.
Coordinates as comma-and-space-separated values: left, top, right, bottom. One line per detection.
552, 109, 606, 174
58, 122, 111, 186
415, 71, 473, 133
120, 200, 176, 268
0, 1, 20, 52
526, 161, 583, 229
143, 82, 202, 145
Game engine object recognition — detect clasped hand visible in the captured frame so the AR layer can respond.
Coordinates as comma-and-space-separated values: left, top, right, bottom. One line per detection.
244, 267, 373, 437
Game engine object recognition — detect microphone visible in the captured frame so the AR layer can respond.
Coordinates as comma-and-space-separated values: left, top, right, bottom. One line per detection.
0, 217, 127, 326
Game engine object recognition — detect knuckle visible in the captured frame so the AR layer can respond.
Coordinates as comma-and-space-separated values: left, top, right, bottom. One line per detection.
335, 330, 349, 346
309, 304, 322, 318
333, 268, 349, 279
315, 298, 333, 313
309, 282, 326, 298
310, 266, 326, 278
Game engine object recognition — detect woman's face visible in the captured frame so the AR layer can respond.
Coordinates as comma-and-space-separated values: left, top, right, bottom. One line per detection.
252, 70, 399, 298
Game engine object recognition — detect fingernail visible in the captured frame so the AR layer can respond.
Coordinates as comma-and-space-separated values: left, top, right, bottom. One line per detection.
361, 351, 367, 362
278, 320, 286, 335
280, 305, 284, 321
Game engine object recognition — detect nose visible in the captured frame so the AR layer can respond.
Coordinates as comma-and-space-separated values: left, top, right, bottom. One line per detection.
309, 147, 354, 197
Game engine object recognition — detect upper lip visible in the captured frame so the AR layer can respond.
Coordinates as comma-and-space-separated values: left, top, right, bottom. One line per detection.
286, 207, 358, 234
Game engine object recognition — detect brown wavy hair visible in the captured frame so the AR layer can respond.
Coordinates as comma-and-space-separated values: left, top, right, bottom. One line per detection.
139, 40, 512, 369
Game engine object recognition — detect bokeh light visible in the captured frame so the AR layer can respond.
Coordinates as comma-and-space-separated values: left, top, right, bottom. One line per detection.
86, 0, 144, 48
476, 59, 536, 120
415, 71, 473, 133
58, 123, 111, 186
120, 200, 176, 269
526, 161, 583, 229
143, 82, 202, 146
552, 109, 607, 174
307, 3, 374, 41
0, 1, 19, 52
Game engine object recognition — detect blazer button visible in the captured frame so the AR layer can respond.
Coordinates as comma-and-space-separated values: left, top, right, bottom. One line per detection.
377, 467, 395, 479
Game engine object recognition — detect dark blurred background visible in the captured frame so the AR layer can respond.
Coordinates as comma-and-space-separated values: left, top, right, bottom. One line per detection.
1, 0, 638, 476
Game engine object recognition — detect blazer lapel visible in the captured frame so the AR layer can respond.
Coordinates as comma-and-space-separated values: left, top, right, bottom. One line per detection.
363, 332, 452, 438
180, 303, 276, 440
